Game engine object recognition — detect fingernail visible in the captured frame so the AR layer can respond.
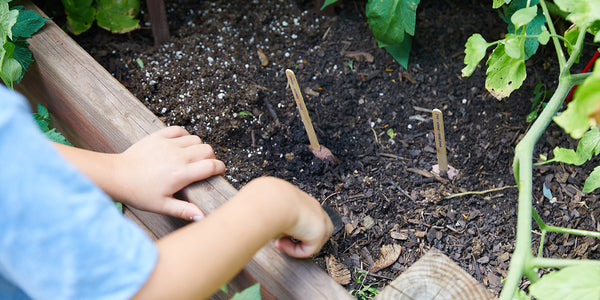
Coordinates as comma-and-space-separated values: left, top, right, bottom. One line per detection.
191, 215, 203, 222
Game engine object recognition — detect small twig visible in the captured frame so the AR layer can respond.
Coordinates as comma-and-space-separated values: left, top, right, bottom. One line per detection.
371, 127, 380, 146
379, 152, 401, 159
444, 185, 517, 200
321, 192, 339, 205
364, 271, 396, 281
383, 181, 415, 202
262, 97, 280, 126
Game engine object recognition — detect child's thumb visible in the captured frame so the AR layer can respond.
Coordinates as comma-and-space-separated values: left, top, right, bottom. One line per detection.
162, 197, 205, 221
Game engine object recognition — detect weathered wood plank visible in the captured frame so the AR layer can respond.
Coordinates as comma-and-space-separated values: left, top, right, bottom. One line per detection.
375, 248, 496, 300
16, 2, 351, 299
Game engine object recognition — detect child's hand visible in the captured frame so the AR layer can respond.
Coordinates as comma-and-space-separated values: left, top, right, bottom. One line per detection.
239, 177, 334, 258
272, 187, 334, 258
114, 126, 225, 220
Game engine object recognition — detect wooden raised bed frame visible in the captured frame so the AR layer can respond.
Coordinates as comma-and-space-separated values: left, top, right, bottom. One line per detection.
16, 1, 496, 299
16, 2, 351, 299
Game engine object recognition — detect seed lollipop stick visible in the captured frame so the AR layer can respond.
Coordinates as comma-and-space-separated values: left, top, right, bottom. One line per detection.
431, 108, 458, 179
285, 69, 338, 165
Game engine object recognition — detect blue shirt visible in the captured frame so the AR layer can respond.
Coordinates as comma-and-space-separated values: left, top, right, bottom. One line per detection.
0, 87, 157, 300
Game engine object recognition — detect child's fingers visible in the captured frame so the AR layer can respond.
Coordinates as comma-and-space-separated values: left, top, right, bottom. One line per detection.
161, 196, 205, 221
273, 238, 319, 258
157, 126, 190, 138
184, 144, 216, 162
184, 159, 226, 181
173, 134, 203, 148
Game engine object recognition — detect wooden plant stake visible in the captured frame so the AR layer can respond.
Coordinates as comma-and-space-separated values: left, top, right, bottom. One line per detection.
432, 109, 448, 172
285, 69, 338, 165
432, 109, 458, 179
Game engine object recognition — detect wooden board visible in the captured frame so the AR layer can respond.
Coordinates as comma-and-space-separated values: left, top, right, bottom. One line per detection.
375, 248, 496, 300
16, 1, 351, 299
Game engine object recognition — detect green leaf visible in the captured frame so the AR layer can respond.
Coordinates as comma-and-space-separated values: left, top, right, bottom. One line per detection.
320, 0, 339, 10
504, 34, 523, 59
2, 56, 21, 83
11, 8, 49, 38
96, 0, 140, 34
502, 0, 545, 59
564, 25, 581, 63
0, 1, 19, 41
230, 283, 261, 300
583, 165, 600, 193
33, 104, 52, 131
62, 0, 96, 35
529, 265, 600, 300
555, 0, 600, 29
44, 128, 72, 146
493, 0, 506, 9
219, 284, 229, 294
485, 43, 527, 99
114, 201, 123, 213
511, 6, 538, 29
384, 36, 411, 68
366, 0, 420, 47
514, 288, 531, 300
462, 33, 490, 77
554, 61, 600, 139
545, 127, 600, 166
11, 40, 32, 82
538, 26, 550, 45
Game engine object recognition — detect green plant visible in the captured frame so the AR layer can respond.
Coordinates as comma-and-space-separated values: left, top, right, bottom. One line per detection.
220, 283, 261, 300
61, 0, 140, 35
526, 74, 552, 122
33, 104, 72, 146
0, 0, 48, 89
463, 0, 600, 299
386, 128, 397, 139
322, 0, 419, 68
349, 269, 380, 300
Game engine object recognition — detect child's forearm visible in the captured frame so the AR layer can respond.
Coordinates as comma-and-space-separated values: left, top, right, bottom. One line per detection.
52, 142, 120, 197
132, 177, 329, 300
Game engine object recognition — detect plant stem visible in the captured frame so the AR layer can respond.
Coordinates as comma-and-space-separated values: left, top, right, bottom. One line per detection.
443, 185, 517, 199
540, 0, 566, 69
499, 3, 595, 297
532, 257, 600, 269
500, 77, 574, 300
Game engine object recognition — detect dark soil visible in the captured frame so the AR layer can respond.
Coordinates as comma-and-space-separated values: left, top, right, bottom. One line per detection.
52, 0, 600, 296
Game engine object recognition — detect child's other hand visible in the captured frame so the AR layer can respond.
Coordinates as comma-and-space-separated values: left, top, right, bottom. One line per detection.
115, 126, 225, 220
241, 177, 334, 258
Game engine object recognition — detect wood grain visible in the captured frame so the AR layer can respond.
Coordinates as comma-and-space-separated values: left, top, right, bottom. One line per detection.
375, 248, 496, 300
15, 1, 351, 299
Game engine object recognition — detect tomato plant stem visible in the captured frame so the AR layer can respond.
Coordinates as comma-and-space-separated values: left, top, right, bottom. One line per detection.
501, 76, 573, 300
500, 14, 592, 296
532, 257, 600, 269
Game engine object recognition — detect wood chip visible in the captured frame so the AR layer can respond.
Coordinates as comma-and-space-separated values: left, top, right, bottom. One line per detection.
344, 223, 355, 235
257, 48, 269, 66
344, 51, 374, 63
390, 230, 408, 240
369, 244, 402, 273
304, 87, 319, 97
326, 255, 351, 285
402, 71, 417, 84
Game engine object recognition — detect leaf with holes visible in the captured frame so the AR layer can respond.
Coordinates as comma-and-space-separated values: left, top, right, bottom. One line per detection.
485, 43, 526, 99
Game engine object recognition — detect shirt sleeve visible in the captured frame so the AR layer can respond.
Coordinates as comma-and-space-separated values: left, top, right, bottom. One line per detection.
0, 87, 158, 300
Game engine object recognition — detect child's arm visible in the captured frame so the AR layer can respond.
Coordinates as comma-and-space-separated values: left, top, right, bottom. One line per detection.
132, 176, 334, 300
52, 126, 225, 221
